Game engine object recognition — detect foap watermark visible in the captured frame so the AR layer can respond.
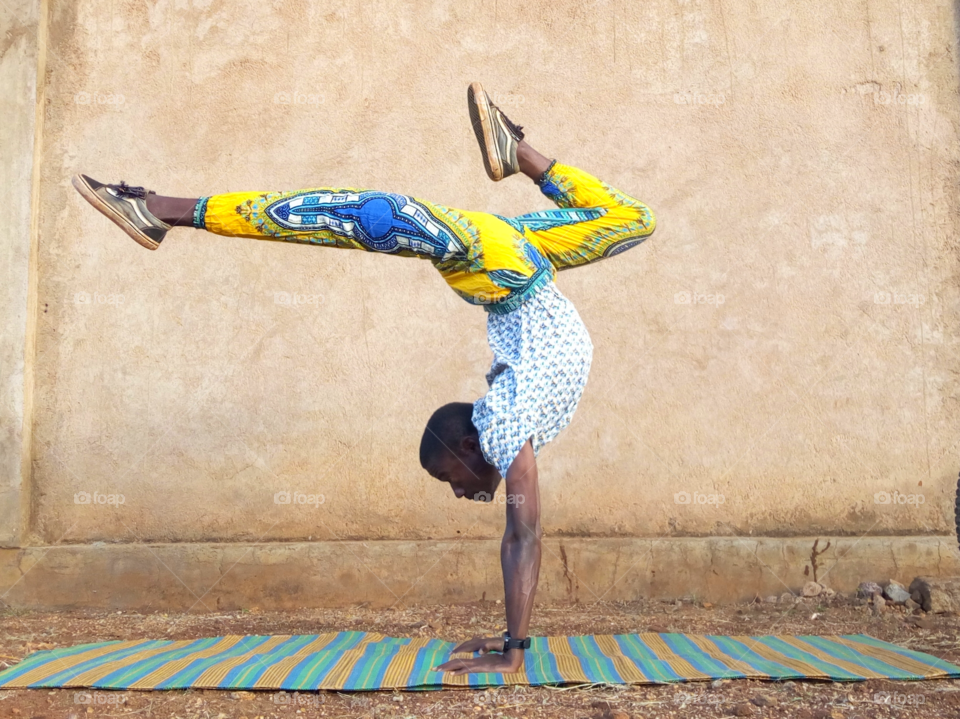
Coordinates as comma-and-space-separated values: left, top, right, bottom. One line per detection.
873, 90, 926, 106
273, 291, 324, 306
491, 91, 526, 107
873, 291, 924, 306
674, 90, 725, 107
873, 691, 925, 705
475, 290, 514, 308
274, 490, 325, 508
274, 91, 325, 106
674, 290, 725, 306
75, 691, 127, 705
674, 491, 725, 506
674, 692, 725, 707
74, 491, 125, 506
74, 91, 125, 105
74, 291, 125, 305
273, 691, 322, 707
874, 490, 924, 506
473, 492, 525, 505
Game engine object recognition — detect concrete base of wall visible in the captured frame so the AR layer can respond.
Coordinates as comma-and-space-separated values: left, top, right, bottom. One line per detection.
2, 536, 958, 611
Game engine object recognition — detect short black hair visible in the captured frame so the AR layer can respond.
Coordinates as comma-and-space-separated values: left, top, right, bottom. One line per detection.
419, 402, 477, 469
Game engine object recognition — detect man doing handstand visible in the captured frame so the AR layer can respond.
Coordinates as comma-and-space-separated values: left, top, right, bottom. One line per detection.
73, 82, 657, 675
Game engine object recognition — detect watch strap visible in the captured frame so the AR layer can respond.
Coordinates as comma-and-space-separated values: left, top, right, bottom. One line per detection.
502, 634, 531, 651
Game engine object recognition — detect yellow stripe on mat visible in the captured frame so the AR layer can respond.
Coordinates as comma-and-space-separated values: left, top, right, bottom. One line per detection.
251, 634, 342, 689
66, 640, 204, 687
688, 635, 769, 679
3, 641, 147, 688
639, 633, 712, 681
546, 637, 587, 682
729, 636, 832, 679
777, 636, 879, 679
593, 635, 653, 683
129, 637, 251, 690
317, 633, 388, 690
832, 636, 949, 677
380, 638, 431, 687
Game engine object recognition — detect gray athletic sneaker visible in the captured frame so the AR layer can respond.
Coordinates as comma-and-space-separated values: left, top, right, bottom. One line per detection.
72, 174, 171, 250
468, 82, 525, 182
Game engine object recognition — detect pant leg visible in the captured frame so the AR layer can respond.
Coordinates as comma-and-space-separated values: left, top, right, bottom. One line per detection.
196, 185, 552, 310
197, 187, 471, 262
515, 162, 656, 270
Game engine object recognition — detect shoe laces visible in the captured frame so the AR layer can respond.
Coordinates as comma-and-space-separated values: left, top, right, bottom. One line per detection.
111, 181, 147, 199
494, 105, 525, 141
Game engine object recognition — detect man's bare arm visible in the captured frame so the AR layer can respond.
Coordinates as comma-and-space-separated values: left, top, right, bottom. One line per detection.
436, 440, 540, 675
501, 439, 541, 665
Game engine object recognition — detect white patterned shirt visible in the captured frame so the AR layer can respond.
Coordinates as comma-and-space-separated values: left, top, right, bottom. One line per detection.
472, 281, 594, 477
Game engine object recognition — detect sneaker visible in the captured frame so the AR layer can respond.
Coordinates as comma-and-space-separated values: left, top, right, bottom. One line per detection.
467, 82, 525, 181
72, 174, 171, 250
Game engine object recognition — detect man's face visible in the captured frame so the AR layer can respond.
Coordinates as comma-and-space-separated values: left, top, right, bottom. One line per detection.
426, 436, 501, 501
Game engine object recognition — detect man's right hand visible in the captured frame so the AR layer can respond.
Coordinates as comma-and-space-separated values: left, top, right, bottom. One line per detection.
448, 636, 504, 655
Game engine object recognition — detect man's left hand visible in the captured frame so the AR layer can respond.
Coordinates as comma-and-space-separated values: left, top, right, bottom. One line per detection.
435, 649, 523, 675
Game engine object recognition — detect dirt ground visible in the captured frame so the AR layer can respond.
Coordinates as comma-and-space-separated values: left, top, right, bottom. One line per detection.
1, 596, 960, 719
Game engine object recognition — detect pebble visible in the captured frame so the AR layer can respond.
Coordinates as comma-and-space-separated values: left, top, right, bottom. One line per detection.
883, 580, 911, 604
779, 592, 794, 604
905, 598, 920, 611
750, 694, 778, 707
857, 581, 882, 598
763, 595, 777, 604
910, 616, 935, 630
872, 595, 886, 615
733, 702, 756, 716
802, 581, 823, 597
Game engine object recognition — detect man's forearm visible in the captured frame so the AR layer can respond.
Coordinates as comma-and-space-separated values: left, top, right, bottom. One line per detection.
499, 440, 541, 669
501, 529, 541, 642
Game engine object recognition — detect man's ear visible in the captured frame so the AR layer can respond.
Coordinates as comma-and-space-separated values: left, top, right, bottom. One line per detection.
460, 433, 479, 455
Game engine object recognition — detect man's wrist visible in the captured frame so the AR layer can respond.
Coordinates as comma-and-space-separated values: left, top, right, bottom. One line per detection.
502, 633, 531, 652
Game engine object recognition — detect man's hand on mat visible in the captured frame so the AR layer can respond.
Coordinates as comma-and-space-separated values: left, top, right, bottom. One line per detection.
435, 649, 523, 675
448, 636, 505, 655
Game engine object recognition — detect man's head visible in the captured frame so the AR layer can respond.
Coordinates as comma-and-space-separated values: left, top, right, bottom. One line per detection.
420, 402, 501, 501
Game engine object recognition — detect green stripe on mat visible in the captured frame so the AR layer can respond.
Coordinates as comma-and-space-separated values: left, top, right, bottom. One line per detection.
0, 632, 957, 690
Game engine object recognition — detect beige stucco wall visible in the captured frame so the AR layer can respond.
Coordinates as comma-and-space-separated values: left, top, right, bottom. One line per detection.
2, 0, 960, 606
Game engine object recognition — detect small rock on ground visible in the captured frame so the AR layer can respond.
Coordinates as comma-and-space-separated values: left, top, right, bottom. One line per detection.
883, 580, 910, 604
802, 581, 823, 597
909, 615, 936, 630
872, 595, 886, 614
857, 581, 882, 598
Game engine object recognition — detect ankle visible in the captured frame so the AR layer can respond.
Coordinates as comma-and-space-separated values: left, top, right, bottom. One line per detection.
517, 141, 553, 181
145, 194, 199, 227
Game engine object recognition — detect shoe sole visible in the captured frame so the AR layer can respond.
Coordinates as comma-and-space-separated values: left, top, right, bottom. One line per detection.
468, 82, 504, 182
71, 174, 160, 250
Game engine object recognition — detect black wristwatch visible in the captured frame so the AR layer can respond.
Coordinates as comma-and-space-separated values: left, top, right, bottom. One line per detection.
502, 633, 531, 652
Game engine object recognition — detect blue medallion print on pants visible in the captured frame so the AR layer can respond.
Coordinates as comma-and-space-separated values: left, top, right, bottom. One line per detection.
264, 191, 465, 260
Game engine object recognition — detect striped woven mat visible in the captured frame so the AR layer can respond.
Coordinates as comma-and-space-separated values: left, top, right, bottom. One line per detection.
1, 632, 957, 690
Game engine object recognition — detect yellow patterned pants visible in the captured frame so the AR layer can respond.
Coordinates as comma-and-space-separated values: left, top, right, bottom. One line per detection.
194, 162, 655, 313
